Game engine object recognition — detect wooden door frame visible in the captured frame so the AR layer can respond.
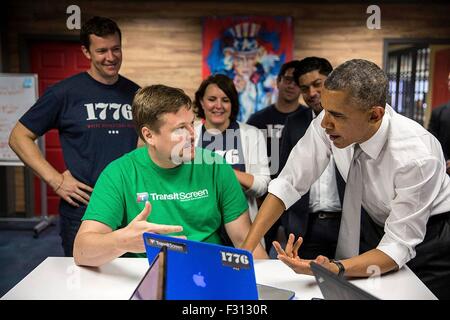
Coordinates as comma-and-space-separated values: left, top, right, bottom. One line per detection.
383, 38, 450, 71
0, 3, 11, 216
383, 38, 450, 129
19, 34, 81, 73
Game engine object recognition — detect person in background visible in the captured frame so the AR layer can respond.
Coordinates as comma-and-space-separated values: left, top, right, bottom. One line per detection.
428, 71, 450, 175
247, 60, 303, 253
9, 16, 140, 256
194, 74, 270, 248
279, 57, 344, 259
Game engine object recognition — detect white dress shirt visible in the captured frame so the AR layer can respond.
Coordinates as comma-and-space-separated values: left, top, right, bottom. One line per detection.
269, 104, 450, 268
308, 110, 342, 213
194, 121, 271, 222
309, 156, 342, 213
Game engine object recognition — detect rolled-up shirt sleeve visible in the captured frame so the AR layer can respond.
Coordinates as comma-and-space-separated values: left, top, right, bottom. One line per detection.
268, 113, 332, 209
377, 156, 444, 268
245, 125, 271, 198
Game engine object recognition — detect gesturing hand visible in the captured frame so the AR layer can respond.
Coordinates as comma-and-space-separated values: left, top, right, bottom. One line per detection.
272, 233, 315, 275
53, 170, 93, 207
273, 233, 338, 276
117, 201, 184, 253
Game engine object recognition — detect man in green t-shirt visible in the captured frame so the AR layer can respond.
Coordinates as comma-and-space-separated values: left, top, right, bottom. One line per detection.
74, 84, 268, 266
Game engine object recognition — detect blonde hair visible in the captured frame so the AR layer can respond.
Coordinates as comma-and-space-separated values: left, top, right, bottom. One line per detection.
132, 85, 192, 139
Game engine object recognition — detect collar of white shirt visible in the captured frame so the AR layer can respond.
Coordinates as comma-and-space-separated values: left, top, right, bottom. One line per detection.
358, 104, 392, 160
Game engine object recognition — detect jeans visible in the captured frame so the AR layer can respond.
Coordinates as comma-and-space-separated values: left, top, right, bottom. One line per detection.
59, 215, 82, 257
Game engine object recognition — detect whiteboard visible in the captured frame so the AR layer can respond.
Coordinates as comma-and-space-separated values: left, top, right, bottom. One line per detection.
0, 73, 38, 166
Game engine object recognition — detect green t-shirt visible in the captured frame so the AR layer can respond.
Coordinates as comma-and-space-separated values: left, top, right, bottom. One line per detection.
82, 147, 248, 257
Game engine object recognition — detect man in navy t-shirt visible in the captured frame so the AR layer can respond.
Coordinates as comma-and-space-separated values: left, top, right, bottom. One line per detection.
246, 60, 303, 253
9, 16, 140, 256
247, 60, 303, 179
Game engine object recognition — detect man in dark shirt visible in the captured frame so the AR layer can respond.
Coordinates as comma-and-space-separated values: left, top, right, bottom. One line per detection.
429, 71, 450, 175
279, 57, 343, 259
247, 60, 303, 252
247, 60, 303, 178
9, 16, 140, 256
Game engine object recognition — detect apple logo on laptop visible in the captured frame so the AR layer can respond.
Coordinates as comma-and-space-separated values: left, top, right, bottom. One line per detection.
192, 272, 206, 287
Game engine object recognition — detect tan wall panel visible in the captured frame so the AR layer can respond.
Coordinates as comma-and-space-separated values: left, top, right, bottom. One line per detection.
6, 1, 450, 95
5, 1, 450, 212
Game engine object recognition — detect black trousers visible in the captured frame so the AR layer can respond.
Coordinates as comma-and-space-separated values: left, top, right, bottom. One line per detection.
298, 211, 341, 260
360, 209, 450, 300
59, 215, 82, 257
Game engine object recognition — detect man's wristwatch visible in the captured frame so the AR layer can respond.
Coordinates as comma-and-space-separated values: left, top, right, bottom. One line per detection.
330, 259, 345, 277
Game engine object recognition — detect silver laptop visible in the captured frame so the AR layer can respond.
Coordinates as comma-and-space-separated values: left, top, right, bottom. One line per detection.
257, 284, 295, 300
130, 246, 167, 300
310, 262, 379, 300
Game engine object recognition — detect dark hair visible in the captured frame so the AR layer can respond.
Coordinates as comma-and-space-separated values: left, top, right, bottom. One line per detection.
194, 74, 239, 122
293, 57, 333, 84
80, 16, 122, 50
324, 59, 388, 110
132, 85, 192, 139
277, 60, 302, 81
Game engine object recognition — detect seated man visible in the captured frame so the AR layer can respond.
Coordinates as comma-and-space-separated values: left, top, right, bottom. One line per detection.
74, 84, 268, 267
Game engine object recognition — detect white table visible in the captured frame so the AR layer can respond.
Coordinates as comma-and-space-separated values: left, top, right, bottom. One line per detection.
1, 257, 436, 300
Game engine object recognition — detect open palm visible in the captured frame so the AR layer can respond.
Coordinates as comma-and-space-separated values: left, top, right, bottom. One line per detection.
273, 233, 333, 275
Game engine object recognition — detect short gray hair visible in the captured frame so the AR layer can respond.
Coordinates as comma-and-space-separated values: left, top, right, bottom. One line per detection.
324, 59, 388, 110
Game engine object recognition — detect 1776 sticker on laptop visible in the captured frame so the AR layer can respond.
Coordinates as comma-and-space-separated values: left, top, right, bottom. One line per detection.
220, 250, 251, 270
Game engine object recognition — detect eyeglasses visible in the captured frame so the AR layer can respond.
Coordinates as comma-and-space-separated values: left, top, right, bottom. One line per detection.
281, 75, 297, 85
